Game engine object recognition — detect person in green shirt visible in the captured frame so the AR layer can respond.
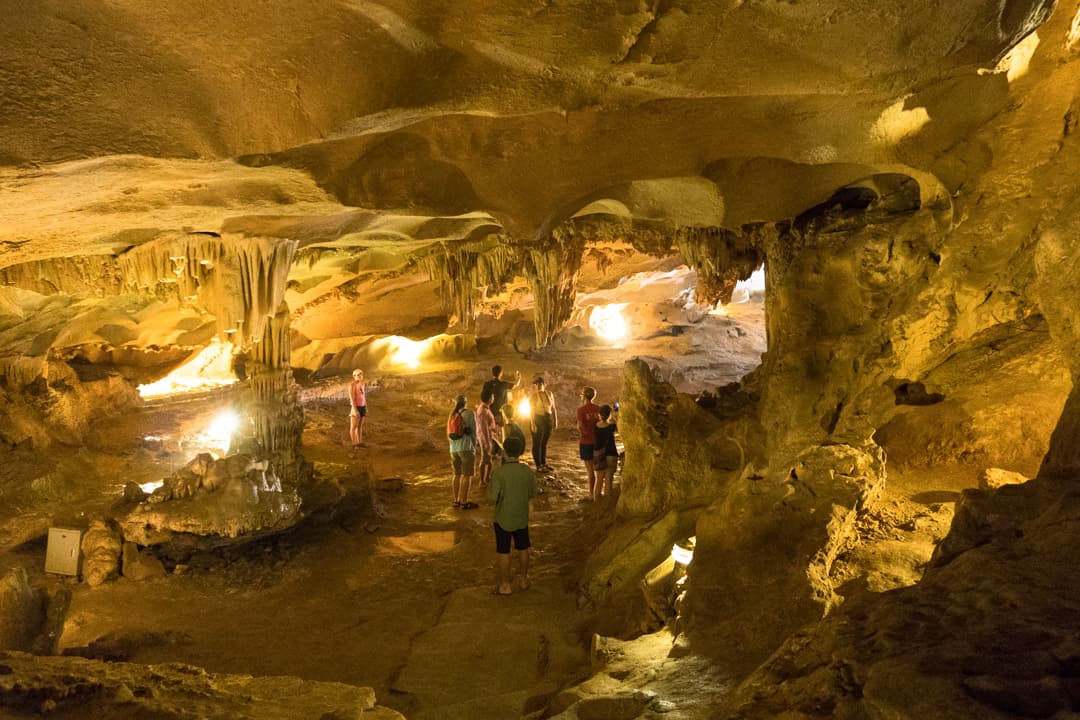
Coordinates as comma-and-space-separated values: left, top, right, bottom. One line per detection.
487, 436, 537, 595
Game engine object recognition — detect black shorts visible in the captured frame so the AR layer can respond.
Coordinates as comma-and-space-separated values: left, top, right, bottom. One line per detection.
493, 522, 530, 554
355, 406, 367, 417
579, 443, 594, 461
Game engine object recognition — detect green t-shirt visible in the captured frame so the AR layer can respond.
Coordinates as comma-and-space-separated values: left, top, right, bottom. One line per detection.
487, 460, 537, 532
503, 422, 526, 452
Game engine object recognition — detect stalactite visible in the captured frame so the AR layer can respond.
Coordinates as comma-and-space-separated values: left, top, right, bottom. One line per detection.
418, 236, 518, 329
250, 301, 291, 369
2, 232, 297, 354
118, 233, 297, 350
676, 226, 765, 306
232, 298, 307, 485
523, 229, 585, 348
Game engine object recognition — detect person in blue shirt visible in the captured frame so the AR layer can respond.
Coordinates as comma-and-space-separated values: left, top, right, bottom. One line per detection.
448, 395, 478, 509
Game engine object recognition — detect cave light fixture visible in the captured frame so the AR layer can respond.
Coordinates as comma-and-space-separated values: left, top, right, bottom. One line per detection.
589, 303, 629, 342
137, 339, 238, 399
139, 480, 165, 494
386, 336, 424, 369
176, 409, 242, 459
517, 395, 531, 419
205, 410, 241, 457
671, 536, 696, 566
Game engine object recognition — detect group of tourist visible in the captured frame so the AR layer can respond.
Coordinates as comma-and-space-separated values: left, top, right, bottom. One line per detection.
441, 366, 620, 505
346, 363, 620, 595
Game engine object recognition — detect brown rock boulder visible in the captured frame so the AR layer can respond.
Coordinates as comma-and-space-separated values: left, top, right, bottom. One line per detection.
81, 520, 122, 587
979, 467, 1030, 489
686, 442, 886, 673
121, 543, 167, 581
0, 568, 45, 651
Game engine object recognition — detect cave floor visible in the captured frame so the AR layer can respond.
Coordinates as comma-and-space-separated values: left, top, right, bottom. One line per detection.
9, 343, 699, 719
0, 301, 988, 718
51, 362, 628, 719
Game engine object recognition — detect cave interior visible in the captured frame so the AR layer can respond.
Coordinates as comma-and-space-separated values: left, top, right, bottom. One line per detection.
1, 1, 1080, 718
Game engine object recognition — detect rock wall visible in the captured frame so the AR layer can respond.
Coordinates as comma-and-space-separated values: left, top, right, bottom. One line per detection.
661, 4, 1080, 713
583, 8, 1080, 687
616, 359, 763, 519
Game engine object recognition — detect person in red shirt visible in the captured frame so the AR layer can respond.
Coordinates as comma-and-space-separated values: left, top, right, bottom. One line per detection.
349, 368, 367, 447
576, 387, 601, 499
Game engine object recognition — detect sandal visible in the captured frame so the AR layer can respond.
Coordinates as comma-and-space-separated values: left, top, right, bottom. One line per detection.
462, 502, 480, 510
453, 501, 461, 508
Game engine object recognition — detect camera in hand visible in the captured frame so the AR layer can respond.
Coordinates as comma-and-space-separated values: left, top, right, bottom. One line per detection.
613, 401, 620, 410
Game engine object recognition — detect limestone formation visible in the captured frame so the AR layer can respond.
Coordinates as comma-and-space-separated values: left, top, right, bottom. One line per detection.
80, 520, 122, 588
119, 451, 300, 552
0, 651, 402, 719
0, 569, 45, 652
120, 542, 167, 582
1, 0, 1080, 718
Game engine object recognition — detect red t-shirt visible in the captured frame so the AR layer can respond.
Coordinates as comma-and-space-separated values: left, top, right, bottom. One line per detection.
577, 403, 600, 445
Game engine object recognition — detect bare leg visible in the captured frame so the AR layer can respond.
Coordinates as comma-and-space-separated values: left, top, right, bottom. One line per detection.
514, 548, 530, 589
349, 414, 360, 446
357, 415, 365, 444
604, 465, 615, 496
496, 553, 513, 594
479, 456, 492, 487
585, 461, 596, 499
459, 474, 473, 505
452, 473, 462, 504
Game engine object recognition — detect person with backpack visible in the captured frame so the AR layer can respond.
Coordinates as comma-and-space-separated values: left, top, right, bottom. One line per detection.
447, 395, 478, 509
481, 365, 520, 428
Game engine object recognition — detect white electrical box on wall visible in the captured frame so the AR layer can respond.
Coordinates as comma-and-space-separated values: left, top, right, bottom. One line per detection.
45, 527, 82, 576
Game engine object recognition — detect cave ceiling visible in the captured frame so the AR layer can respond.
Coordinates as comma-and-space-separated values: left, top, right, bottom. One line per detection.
5, 3, 1080, 716
0, 0, 1071, 376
